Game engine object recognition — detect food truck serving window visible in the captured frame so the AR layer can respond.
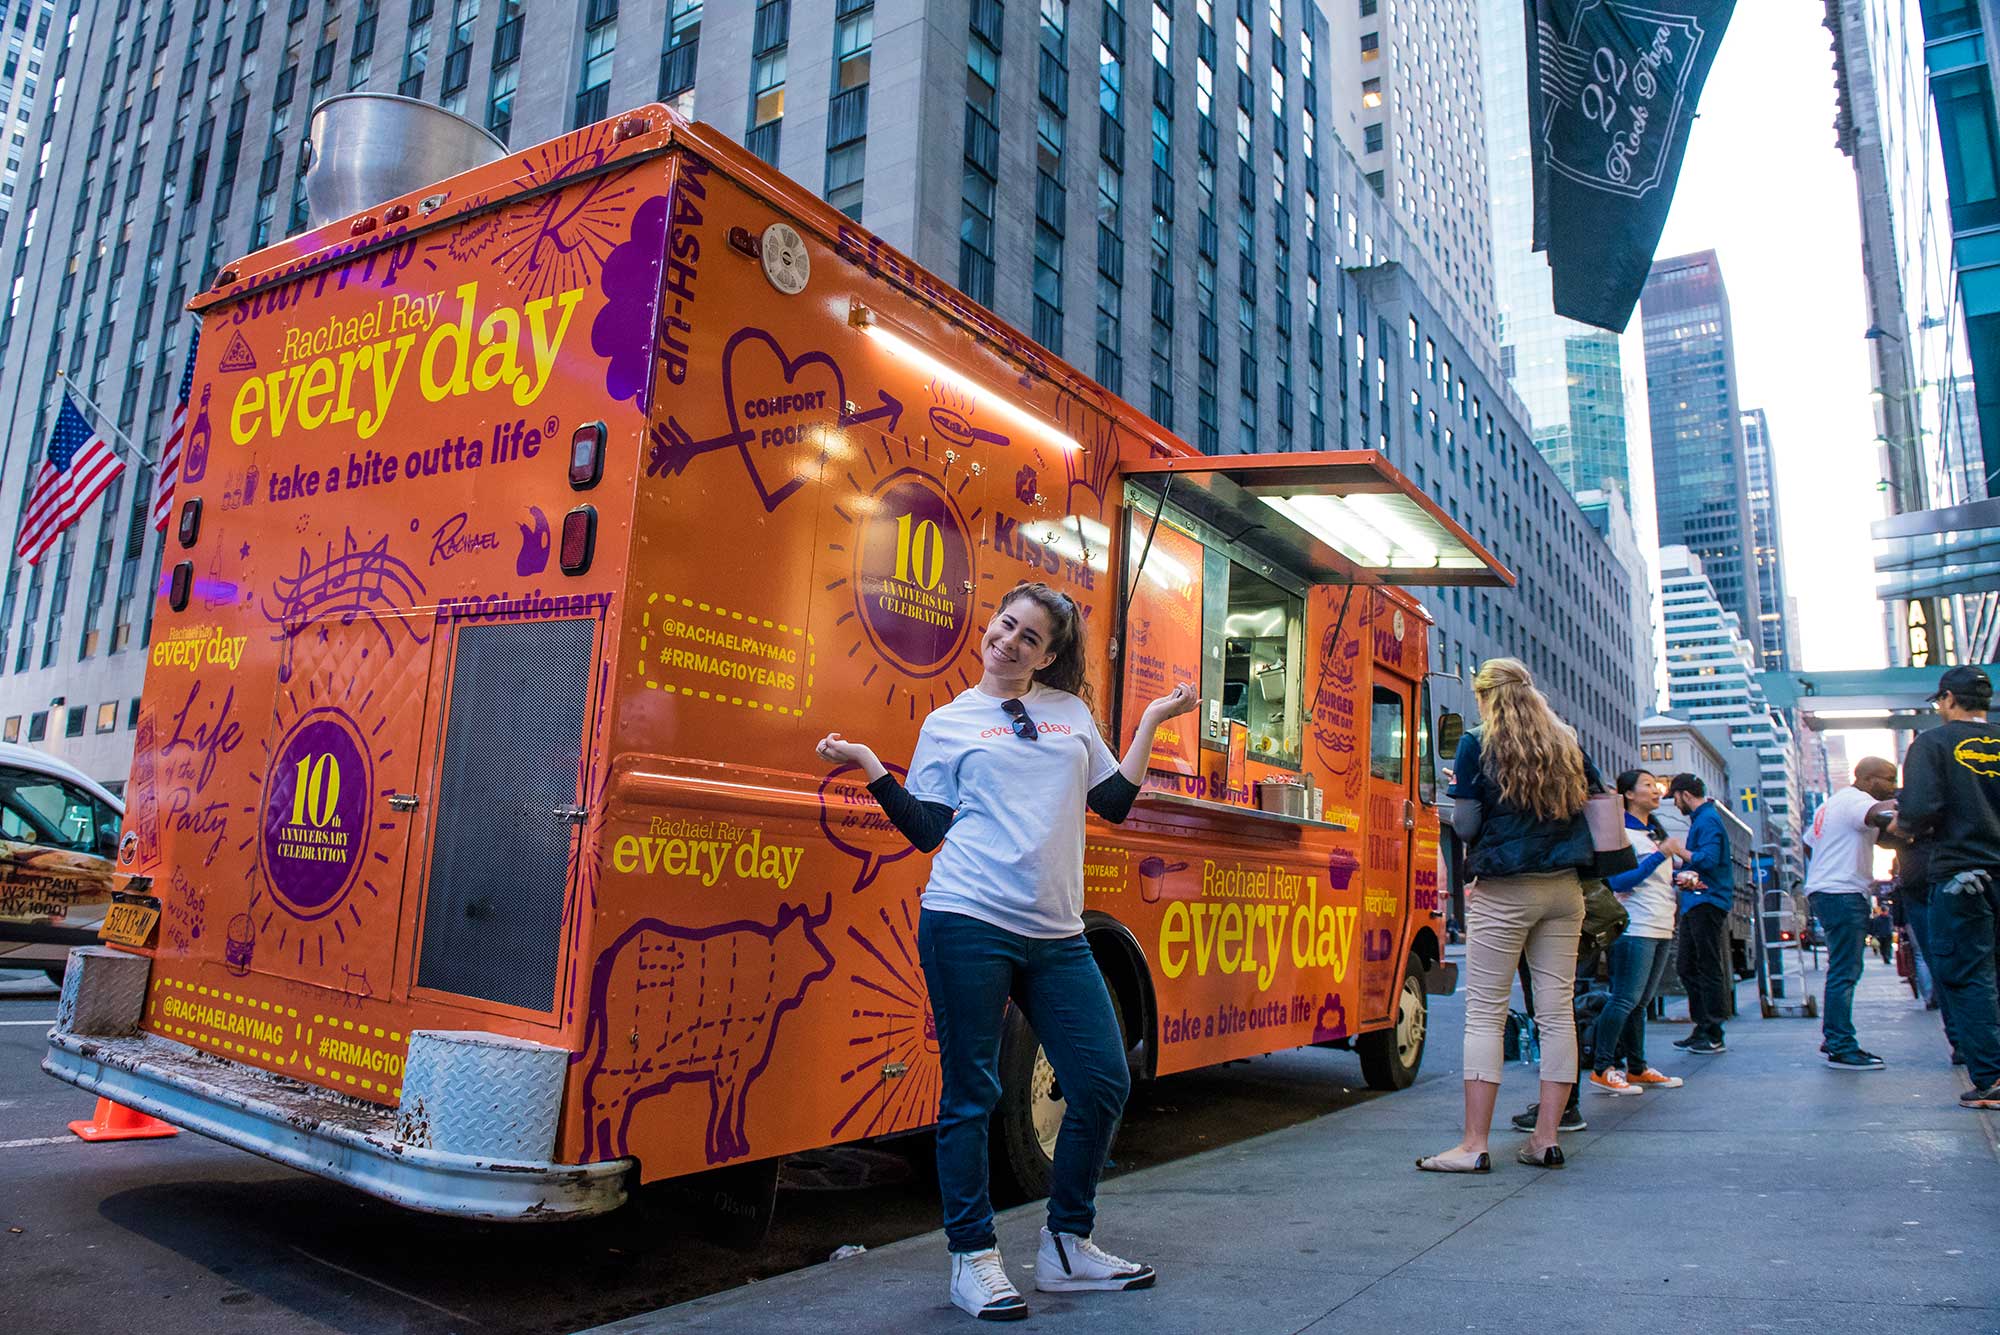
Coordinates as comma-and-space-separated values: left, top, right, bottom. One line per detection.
1125, 483, 1306, 772
1213, 561, 1304, 768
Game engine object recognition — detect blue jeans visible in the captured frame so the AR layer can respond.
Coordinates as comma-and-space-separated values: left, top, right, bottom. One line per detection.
1929, 873, 2000, 1089
1811, 891, 1870, 1057
1906, 894, 1951, 1023
1591, 933, 1673, 1074
918, 909, 1130, 1253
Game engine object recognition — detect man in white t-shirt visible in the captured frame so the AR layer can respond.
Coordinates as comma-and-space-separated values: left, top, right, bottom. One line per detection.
1804, 757, 1900, 1070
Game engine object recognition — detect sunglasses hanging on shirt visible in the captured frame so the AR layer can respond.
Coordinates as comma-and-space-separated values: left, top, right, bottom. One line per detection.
1000, 698, 1040, 741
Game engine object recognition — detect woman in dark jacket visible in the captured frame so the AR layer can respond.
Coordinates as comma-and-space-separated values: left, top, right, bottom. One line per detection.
1420, 658, 1597, 1172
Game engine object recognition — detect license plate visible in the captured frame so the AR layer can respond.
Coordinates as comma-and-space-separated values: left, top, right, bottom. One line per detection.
99, 902, 160, 947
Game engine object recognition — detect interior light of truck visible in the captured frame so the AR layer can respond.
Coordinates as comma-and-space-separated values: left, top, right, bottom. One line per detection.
169, 561, 192, 611
1344, 492, 1441, 566
1260, 494, 1395, 568
560, 505, 597, 574
569, 421, 606, 489
850, 305, 1084, 454
177, 497, 201, 548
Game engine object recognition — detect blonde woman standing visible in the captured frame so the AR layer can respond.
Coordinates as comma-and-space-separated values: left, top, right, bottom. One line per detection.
1420, 658, 1599, 1172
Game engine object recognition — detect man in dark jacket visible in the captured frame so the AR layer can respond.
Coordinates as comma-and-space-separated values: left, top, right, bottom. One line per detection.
1892, 665, 2000, 1109
1667, 774, 1734, 1054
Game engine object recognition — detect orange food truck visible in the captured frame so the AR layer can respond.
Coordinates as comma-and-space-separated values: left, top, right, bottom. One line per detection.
44, 103, 1511, 1223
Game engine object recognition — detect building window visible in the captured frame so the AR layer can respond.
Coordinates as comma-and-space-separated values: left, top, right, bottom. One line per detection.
27, 711, 45, 742
746, 0, 790, 162
836, 7, 872, 89
1362, 77, 1380, 109
958, 9, 1001, 306
824, 2, 872, 218
401, 2, 433, 98
95, 701, 117, 733
487, 62, 518, 142
2, 716, 16, 742
657, 3, 700, 114
1360, 31, 1378, 59
64, 706, 83, 738
574, 4, 617, 128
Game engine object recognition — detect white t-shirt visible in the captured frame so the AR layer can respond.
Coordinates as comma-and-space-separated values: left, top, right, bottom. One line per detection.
1619, 822, 1677, 939
905, 683, 1121, 938
1803, 785, 1880, 895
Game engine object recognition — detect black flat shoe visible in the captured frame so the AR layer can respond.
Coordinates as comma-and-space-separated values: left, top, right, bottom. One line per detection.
1517, 1144, 1564, 1168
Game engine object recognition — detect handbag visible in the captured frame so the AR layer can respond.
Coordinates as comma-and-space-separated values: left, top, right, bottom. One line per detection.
1579, 876, 1630, 949
1584, 791, 1638, 879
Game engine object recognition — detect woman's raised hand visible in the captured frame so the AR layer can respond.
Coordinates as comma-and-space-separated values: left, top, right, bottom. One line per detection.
815, 733, 877, 771
1149, 681, 1200, 719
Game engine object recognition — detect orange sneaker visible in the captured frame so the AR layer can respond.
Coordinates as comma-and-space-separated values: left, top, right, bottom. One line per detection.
1626, 1068, 1684, 1089
1588, 1069, 1642, 1096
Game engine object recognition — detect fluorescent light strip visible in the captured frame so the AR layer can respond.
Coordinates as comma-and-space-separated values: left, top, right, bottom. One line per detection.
863, 324, 1084, 453
1261, 494, 1394, 568
1345, 492, 1440, 566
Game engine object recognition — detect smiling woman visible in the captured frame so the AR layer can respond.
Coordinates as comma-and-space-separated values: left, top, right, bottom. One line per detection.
813, 581, 1195, 1318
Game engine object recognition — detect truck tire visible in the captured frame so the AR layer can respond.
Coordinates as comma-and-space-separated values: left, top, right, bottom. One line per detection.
991, 964, 1129, 1203
1356, 957, 1428, 1091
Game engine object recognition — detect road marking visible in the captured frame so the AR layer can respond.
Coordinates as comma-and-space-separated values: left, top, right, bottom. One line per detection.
289, 1246, 479, 1325
0, 1134, 80, 1149
0, 1018, 56, 1026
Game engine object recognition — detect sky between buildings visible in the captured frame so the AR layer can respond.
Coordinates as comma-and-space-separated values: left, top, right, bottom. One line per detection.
1652, 0, 1885, 682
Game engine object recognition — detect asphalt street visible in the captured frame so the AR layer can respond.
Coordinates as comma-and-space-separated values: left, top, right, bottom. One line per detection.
0, 969, 1399, 1335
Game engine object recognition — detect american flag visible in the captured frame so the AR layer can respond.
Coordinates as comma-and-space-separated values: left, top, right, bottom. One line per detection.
151, 332, 198, 532
15, 392, 126, 566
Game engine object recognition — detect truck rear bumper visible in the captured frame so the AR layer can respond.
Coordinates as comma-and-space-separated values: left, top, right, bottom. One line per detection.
44, 1028, 631, 1222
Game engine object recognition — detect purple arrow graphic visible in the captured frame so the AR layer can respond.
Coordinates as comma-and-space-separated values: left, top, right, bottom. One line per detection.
840, 389, 904, 435
646, 415, 755, 478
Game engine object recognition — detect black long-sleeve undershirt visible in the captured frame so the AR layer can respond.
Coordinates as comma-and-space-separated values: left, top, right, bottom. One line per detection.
866, 771, 1143, 852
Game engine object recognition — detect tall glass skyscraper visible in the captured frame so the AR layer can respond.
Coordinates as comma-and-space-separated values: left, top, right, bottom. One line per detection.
1641, 251, 1765, 643
1740, 408, 1795, 673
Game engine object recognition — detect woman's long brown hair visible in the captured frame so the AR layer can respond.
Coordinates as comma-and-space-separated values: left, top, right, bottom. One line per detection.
1471, 657, 1586, 822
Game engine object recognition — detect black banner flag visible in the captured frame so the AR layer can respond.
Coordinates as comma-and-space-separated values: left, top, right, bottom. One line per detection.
1527, 0, 1736, 331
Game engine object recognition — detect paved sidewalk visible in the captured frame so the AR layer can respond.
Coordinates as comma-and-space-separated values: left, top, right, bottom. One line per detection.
582, 958, 1999, 1334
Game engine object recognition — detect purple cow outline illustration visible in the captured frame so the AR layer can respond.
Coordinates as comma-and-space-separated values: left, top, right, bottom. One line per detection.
579, 897, 836, 1164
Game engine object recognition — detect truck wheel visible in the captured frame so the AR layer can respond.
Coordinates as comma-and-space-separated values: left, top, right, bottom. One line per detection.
991, 965, 1129, 1204
1356, 958, 1427, 1091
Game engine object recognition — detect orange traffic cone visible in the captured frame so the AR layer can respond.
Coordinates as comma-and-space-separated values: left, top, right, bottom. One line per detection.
67, 1097, 179, 1142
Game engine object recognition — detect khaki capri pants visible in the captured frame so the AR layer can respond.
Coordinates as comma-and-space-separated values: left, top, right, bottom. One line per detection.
1460, 869, 1585, 1085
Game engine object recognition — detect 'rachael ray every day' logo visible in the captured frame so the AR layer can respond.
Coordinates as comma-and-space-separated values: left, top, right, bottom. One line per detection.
226, 281, 587, 447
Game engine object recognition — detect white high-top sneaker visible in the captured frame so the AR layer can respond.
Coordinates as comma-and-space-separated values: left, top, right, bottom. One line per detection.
1035, 1226, 1157, 1292
949, 1247, 1028, 1321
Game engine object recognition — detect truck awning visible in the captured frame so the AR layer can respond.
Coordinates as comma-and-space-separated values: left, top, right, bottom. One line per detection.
1120, 451, 1515, 587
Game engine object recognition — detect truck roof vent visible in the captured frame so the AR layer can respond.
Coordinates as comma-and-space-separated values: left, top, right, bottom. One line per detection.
303, 93, 506, 230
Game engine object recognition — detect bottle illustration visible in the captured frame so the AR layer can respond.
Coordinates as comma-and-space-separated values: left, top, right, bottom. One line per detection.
242, 460, 259, 507
182, 384, 213, 484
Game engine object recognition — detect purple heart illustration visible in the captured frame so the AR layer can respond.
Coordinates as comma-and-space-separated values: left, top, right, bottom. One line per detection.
721, 327, 844, 512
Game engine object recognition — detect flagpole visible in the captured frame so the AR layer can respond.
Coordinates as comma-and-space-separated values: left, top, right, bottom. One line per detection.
51, 371, 146, 467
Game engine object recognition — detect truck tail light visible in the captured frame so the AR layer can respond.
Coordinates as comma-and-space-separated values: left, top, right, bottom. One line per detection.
169, 561, 192, 611
559, 506, 596, 575
569, 421, 605, 489
177, 498, 202, 548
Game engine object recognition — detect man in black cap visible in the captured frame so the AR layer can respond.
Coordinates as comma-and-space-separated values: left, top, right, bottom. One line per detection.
1893, 665, 2000, 1109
